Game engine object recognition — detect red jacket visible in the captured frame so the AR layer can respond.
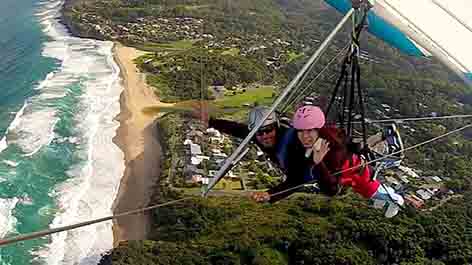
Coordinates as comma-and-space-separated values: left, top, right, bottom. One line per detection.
339, 154, 379, 198
318, 126, 380, 199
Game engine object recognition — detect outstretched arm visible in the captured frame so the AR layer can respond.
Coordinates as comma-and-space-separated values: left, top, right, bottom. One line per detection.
188, 101, 251, 139
267, 164, 321, 203
208, 118, 250, 139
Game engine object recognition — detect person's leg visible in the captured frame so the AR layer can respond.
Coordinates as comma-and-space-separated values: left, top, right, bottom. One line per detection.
383, 123, 404, 156
365, 124, 404, 169
370, 185, 404, 218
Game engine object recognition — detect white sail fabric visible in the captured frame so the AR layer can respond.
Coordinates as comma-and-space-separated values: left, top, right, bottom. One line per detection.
373, 0, 472, 83
325, 0, 472, 84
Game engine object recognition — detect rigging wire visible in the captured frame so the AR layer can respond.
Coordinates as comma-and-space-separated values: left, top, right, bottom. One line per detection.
6, 0, 471, 250
278, 50, 328, 112
360, 114, 472, 124
203, 9, 356, 196
280, 43, 351, 114
0, 198, 192, 247
1, 123, 470, 247
288, 1, 370, 114
268, 123, 472, 200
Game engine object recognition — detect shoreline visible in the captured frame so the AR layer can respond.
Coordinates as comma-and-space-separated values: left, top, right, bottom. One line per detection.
111, 42, 164, 246
59, 0, 170, 247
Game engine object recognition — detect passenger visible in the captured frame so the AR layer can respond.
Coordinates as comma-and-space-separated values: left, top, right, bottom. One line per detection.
252, 105, 404, 217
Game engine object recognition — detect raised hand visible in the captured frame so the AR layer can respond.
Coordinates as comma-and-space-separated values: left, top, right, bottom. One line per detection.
312, 138, 330, 165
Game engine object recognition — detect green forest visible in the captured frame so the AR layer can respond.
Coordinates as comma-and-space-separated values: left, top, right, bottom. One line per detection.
100, 188, 472, 265
135, 47, 270, 101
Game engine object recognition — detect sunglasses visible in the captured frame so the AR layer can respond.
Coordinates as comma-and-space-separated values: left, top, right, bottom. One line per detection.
256, 124, 276, 136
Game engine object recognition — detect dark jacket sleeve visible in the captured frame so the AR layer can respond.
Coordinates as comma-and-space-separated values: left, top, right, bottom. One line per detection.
267, 161, 329, 203
267, 133, 326, 203
267, 164, 315, 203
208, 118, 249, 139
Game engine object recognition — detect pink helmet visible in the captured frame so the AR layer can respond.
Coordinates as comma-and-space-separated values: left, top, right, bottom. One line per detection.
292, 105, 325, 130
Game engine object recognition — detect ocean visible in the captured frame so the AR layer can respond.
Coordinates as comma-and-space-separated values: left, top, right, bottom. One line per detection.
0, 0, 124, 264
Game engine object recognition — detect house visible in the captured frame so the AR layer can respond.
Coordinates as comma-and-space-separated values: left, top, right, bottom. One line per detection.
410, 194, 424, 203
191, 155, 210, 165
185, 165, 205, 175
192, 175, 203, 183
191, 156, 203, 165
431, 176, 443, 182
425, 188, 436, 196
398, 166, 420, 178
399, 175, 410, 184
190, 144, 202, 155
416, 189, 432, 200
201, 177, 210, 185
404, 195, 424, 208
206, 128, 221, 138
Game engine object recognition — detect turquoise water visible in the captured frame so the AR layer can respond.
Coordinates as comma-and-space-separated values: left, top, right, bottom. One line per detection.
0, 0, 62, 263
0, 0, 56, 130
0, 0, 123, 263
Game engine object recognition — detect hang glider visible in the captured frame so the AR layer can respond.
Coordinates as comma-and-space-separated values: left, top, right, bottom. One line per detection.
325, 0, 472, 85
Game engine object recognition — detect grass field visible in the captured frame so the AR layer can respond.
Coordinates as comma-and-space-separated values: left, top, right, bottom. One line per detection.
215, 85, 275, 108
214, 85, 276, 121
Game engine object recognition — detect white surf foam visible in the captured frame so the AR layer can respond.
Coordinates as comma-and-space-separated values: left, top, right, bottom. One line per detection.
33, 2, 126, 264
5, 0, 100, 157
8, 109, 59, 156
0, 198, 19, 238
0, 101, 28, 154
0, 138, 7, 154
35, 72, 56, 90
2, 160, 19, 168
41, 43, 125, 265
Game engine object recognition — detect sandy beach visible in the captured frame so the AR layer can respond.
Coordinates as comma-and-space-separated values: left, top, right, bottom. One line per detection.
111, 43, 167, 245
